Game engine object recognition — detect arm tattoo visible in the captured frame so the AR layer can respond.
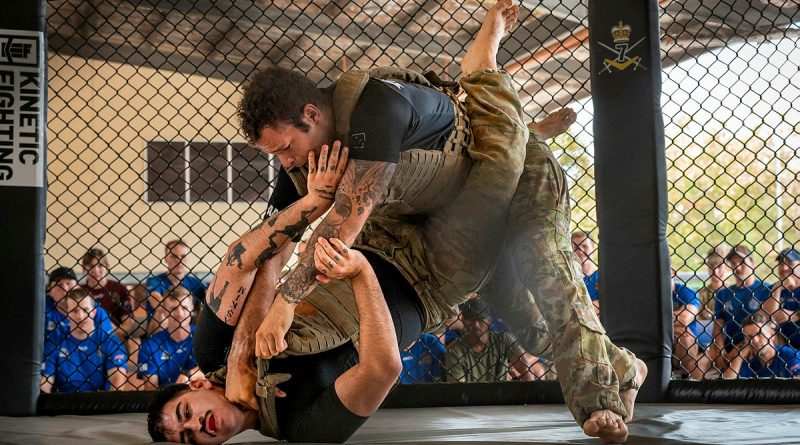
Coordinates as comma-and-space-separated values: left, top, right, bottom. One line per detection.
278, 160, 396, 302
223, 286, 247, 323
207, 279, 229, 313
226, 242, 246, 270
254, 207, 317, 267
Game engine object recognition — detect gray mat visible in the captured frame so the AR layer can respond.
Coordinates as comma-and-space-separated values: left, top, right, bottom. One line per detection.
0, 404, 797, 444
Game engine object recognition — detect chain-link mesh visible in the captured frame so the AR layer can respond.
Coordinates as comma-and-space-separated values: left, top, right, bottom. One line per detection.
42, 0, 800, 394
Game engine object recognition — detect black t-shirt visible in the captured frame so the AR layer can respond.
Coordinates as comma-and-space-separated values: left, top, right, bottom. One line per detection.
346, 78, 455, 162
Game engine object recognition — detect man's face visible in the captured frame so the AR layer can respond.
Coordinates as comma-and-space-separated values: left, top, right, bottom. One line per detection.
777, 259, 800, 281
254, 119, 329, 169
166, 244, 190, 277
727, 254, 754, 282
160, 384, 246, 445
48, 277, 79, 302
463, 314, 491, 342
162, 296, 194, 332
83, 258, 108, 283
571, 235, 595, 265
66, 296, 95, 334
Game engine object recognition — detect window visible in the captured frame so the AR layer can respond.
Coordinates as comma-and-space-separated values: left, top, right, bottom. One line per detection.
146, 141, 280, 203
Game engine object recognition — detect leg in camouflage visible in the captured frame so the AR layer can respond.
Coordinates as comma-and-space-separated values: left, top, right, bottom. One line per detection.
422, 0, 527, 304
492, 115, 646, 443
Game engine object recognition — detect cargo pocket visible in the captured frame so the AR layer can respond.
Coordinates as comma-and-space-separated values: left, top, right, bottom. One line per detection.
572, 302, 608, 365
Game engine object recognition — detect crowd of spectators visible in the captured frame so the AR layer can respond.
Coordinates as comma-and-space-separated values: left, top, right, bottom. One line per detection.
40, 240, 206, 394
567, 232, 800, 380
41, 233, 800, 393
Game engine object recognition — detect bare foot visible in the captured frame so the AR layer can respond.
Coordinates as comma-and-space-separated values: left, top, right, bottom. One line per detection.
460, 0, 520, 75
583, 409, 628, 444
527, 107, 576, 139
621, 358, 648, 423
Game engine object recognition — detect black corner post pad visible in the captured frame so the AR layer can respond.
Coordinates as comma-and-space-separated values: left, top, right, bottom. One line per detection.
0, 0, 48, 416
588, 0, 670, 403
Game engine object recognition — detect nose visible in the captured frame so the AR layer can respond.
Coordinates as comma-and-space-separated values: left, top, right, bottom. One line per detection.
186, 413, 204, 432
277, 153, 294, 168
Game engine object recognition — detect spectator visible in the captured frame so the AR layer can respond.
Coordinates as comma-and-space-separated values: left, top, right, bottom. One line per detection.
709, 245, 772, 370
41, 288, 128, 393
81, 248, 135, 337
672, 269, 708, 379
572, 230, 600, 315
445, 299, 546, 382
145, 239, 207, 332
137, 286, 201, 389
763, 248, 800, 348
722, 315, 800, 379
45, 266, 115, 348
399, 333, 446, 384
698, 245, 730, 321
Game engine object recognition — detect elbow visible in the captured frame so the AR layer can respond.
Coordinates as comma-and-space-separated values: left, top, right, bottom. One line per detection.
363, 353, 402, 384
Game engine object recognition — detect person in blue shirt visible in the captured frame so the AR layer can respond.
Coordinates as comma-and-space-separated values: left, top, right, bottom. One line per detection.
145, 239, 208, 334
723, 315, 800, 379
45, 266, 116, 349
41, 288, 128, 393
572, 230, 600, 315
710, 245, 772, 371
764, 248, 800, 348
399, 333, 446, 384
138, 286, 201, 389
671, 271, 708, 379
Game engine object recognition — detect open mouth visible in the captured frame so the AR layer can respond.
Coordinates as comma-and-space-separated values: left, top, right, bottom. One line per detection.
205, 411, 217, 436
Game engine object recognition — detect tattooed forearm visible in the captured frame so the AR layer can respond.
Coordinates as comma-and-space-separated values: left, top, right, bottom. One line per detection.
279, 159, 396, 303
207, 279, 230, 314
254, 207, 317, 267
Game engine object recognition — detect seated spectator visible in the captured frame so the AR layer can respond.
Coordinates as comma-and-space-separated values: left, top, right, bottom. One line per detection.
400, 333, 446, 384
698, 245, 730, 321
672, 269, 708, 379
572, 230, 600, 315
445, 299, 546, 383
709, 245, 772, 370
722, 314, 800, 379
81, 248, 136, 338
45, 266, 115, 348
41, 288, 128, 393
138, 286, 201, 389
145, 239, 208, 333
764, 248, 800, 348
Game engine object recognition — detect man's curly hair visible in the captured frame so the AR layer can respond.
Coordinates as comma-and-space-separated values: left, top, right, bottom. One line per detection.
237, 66, 331, 143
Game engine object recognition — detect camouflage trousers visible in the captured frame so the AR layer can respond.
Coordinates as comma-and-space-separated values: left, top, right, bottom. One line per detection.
476, 132, 638, 425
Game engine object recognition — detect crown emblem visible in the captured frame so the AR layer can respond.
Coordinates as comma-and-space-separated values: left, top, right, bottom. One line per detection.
611, 21, 631, 44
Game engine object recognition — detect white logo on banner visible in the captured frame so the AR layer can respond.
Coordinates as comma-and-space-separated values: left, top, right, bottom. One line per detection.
0, 29, 44, 188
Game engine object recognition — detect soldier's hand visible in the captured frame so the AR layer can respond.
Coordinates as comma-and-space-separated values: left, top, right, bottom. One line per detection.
225, 360, 259, 411
306, 141, 349, 204
255, 297, 295, 359
314, 238, 367, 283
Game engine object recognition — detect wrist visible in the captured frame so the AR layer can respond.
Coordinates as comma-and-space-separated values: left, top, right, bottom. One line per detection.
303, 192, 334, 210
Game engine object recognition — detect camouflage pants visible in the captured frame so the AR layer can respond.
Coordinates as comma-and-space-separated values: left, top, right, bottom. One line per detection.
479, 132, 637, 425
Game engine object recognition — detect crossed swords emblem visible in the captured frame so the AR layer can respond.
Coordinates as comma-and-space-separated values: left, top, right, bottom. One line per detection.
598, 36, 647, 74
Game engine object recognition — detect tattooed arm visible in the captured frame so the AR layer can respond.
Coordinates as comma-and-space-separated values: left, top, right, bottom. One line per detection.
205, 143, 348, 325
255, 158, 397, 359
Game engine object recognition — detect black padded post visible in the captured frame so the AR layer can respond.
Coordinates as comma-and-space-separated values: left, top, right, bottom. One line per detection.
0, 0, 47, 416
588, 0, 671, 402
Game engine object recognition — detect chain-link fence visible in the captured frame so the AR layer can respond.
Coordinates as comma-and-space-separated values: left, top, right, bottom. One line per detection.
43, 0, 800, 394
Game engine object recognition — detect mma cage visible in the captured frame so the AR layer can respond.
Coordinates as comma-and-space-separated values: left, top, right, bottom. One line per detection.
2, 0, 800, 417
